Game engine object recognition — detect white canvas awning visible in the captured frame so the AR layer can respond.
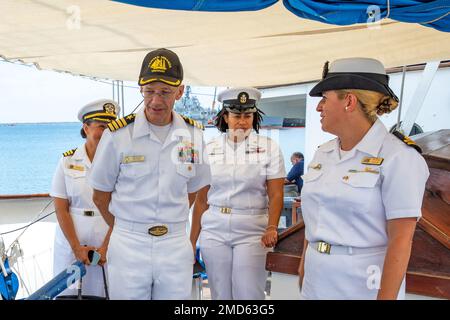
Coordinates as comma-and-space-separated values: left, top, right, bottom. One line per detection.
1, 0, 449, 87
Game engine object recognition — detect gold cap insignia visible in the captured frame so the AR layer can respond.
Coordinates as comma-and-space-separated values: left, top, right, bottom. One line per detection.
103, 103, 116, 115
149, 56, 171, 73
238, 92, 249, 104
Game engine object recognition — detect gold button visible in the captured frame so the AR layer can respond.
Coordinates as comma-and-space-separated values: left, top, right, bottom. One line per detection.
343, 176, 349, 181
188, 165, 192, 171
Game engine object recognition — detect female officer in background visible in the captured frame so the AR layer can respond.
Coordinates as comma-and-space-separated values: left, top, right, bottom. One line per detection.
190, 87, 285, 300
50, 99, 119, 297
298, 58, 429, 299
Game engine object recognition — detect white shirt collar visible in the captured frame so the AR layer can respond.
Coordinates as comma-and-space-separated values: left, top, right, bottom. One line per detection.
132, 108, 191, 140
319, 119, 387, 157
353, 119, 388, 157
132, 108, 151, 139
318, 139, 338, 153
72, 144, 91, 167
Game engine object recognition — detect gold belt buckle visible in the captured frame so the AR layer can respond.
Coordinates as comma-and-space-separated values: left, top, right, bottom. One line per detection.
317, 241, 331, 254
148, 225, 168, 236
220, 207, 231, 214
84, 211, 95, 217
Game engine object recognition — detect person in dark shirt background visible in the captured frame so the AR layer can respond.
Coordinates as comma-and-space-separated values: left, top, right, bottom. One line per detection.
285, 152, 304, 194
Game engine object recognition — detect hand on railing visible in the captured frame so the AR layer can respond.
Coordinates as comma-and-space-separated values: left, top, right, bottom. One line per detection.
261, 225, 278, 248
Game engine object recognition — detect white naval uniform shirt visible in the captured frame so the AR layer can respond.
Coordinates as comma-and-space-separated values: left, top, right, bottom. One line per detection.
51, 145, 110, 297
206, 132, 286, 210
88, 109, 211, 224
301, 119, 430, 248
51, 144, 95, 209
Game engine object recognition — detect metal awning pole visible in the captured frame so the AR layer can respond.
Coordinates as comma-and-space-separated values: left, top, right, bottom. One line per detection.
212, 87, 217, 111
396, 65, 407, 131
121, 80, 125, 117
115, 80, 120, 114
112, 80, 115, 102
400, 61, 440, 135
116, 81, 120, 105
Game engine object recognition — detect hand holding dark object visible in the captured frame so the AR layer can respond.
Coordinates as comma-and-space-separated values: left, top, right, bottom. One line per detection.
261, 226, 278, 248
73, 245, 95, 265
95, 245, 108, 266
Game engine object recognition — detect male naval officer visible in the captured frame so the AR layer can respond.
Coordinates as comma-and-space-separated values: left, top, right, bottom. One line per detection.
88, 48, 211, 300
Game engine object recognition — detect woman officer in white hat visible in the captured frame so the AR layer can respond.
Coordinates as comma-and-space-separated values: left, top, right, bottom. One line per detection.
298, 58, 429, 299
190, 88, 286, 300
50, 99, 119, 297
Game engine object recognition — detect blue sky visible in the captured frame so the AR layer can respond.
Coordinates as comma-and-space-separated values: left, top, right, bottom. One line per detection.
0, 60, 222, 124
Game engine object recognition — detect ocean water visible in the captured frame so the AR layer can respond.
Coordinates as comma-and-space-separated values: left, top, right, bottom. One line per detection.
0, 123, 305, 195
0, 122, 84, 195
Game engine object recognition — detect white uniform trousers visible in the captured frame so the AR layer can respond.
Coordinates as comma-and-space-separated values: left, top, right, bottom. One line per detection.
301, 244, 406, 300
53, 211, 109, 297
199, 209, 270, 300
107, 219, 194, 300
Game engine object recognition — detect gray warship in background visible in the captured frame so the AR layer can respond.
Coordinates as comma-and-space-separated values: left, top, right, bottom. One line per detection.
174, 86, 217, 127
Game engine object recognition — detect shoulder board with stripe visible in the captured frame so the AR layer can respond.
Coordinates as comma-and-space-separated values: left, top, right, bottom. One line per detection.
180, 114, 204, 130
108, 113, 136, 132
63, 148, 77, 157
392, 130, 422, 153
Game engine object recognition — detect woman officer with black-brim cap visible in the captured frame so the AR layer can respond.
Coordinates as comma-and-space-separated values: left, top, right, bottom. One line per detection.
298, 58, 429, 299
190, 87, 286, 300
50, 99, 119, 298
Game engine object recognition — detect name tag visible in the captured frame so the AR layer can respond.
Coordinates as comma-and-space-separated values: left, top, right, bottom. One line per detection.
68, 164, 85, 171
123, 155, 145, 164
361, 157, 384, 166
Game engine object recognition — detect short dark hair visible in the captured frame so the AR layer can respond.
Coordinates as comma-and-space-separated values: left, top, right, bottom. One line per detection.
214, 108, 265, 133
292, 152, 304, 160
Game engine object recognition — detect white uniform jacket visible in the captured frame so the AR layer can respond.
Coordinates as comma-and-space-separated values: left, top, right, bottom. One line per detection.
206, 132, 286, 211
88, 109, 211, 224
50, 144, 109, 297
300, 119, 429, 299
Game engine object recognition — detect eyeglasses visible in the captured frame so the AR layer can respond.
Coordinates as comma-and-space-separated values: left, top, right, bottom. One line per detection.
141, 89, 175, 99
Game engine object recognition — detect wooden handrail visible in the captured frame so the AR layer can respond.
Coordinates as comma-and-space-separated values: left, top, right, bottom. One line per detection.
0, 193, 50, 200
